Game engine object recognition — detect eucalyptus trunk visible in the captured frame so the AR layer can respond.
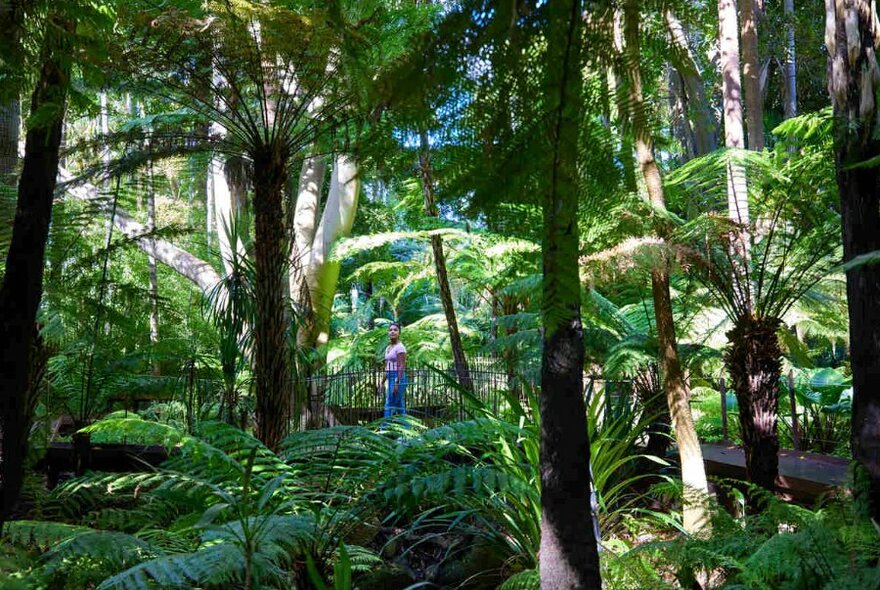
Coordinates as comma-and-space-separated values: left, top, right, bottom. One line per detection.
782, 0, 796, 119
0, 14, 72, 528
719, 0, 753, 335
718, 0, 749, 226
0, 1, 21, 184
739, 0, 764, 150
252, 144, 291, 452
624, 0, 711, 533
418, 129, 472, 392
146, 145, 159, 348
667, 67, 696, 162
664, 11, 717, 156
826, 0, 880, 522
539, 1, 601, 587
0, 100, 18, 184
724, 316, 781, 500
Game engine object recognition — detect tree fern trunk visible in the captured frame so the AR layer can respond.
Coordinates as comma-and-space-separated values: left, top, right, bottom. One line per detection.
252, 144, 291, 451
826, 0, 880, 523
725, 316, 781, 501
0, 13, 72, 528
538, 1, 601, 588
418, 129, 472, 392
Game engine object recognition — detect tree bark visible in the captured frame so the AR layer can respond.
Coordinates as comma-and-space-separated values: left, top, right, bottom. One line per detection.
0, 0, 22, 185
147, 154, 160, 347
290, 154, 326, 317
0, 101, 18, 184
724, 316, 781, 500
539, 1, 601, 588
0, 14, 72, 529
60, 168, 223, 293
623, 0, 711, 534
668, 66, 696, 162
826, 0, 880, 523
719, 0, 752, 311
303, 155, 360, 352
418, 129, 472, 392
609, 16, 637, 193
664, 11, 718, 156
252, 144, 291, 452
739, 0, 765, 150
782, 0, 797, 119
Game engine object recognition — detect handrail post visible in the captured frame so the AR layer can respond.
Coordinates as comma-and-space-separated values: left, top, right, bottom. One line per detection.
787, 369, 801, 451
720, 376, 728, 442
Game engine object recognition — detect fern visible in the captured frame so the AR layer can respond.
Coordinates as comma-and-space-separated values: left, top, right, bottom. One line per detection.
3, 520, 96, 551
498, 568, 539, 590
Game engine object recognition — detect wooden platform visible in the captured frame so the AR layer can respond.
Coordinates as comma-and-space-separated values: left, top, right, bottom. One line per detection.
701, 443, 850, 504
39, 442, 168, 488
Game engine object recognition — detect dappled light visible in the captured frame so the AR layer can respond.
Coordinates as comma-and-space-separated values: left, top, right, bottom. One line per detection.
0, 1, 878, 589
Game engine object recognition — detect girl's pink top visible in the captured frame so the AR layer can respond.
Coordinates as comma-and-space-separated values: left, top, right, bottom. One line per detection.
385, 342, 406, 372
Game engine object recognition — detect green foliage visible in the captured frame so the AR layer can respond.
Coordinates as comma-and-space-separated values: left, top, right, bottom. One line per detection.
620, 493, 880, 590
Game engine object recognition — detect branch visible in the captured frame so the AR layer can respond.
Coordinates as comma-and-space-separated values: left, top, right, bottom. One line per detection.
58, 167, 222, 294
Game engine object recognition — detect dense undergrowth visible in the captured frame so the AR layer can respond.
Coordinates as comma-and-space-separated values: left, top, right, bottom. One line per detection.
2, 394, 877, 589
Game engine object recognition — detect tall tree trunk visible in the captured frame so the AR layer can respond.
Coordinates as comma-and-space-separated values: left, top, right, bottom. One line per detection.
0, 100, 18, 184
290, 155, 326, 327
252, 144, 291, 452
418, 129, 472, 391
782, 0, 797, 119
146, 146, 159, 348
0, 14, 72, 529
623, 0, 711, 534
668, 66, 696, 162
719, 0, 752, 307
1, 0, 22, 265
664, 11, 718, 156
719, 0, 748, 211
725, 316, 781, 499
298, 156, 360, 428
740, 0, 765, 150
609, 17, 637, 193
826, 0, 880, 523
539, 1, 601, 588
303, 156, 360, 353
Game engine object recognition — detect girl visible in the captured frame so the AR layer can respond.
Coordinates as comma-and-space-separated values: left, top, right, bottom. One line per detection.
383, 322, 407, 417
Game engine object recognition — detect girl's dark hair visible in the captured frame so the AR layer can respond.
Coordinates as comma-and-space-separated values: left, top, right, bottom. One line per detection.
389, 322, 401, 330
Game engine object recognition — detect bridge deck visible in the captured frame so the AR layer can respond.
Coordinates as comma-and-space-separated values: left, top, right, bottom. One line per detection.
701, 443, 850, 503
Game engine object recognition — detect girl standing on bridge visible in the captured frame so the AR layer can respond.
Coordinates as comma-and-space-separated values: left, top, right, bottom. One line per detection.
384, 322, 407, 417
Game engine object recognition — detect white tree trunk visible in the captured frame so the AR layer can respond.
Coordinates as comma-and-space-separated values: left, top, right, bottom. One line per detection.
290, 155, 326, 306
719, 0, 752, 310
304, 155, 360, 350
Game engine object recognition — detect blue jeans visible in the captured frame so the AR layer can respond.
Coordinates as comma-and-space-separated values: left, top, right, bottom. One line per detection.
384, 372, 407, 417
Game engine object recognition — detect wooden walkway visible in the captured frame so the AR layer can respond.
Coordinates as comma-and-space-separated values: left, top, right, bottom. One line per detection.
701, 443, 850, 503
